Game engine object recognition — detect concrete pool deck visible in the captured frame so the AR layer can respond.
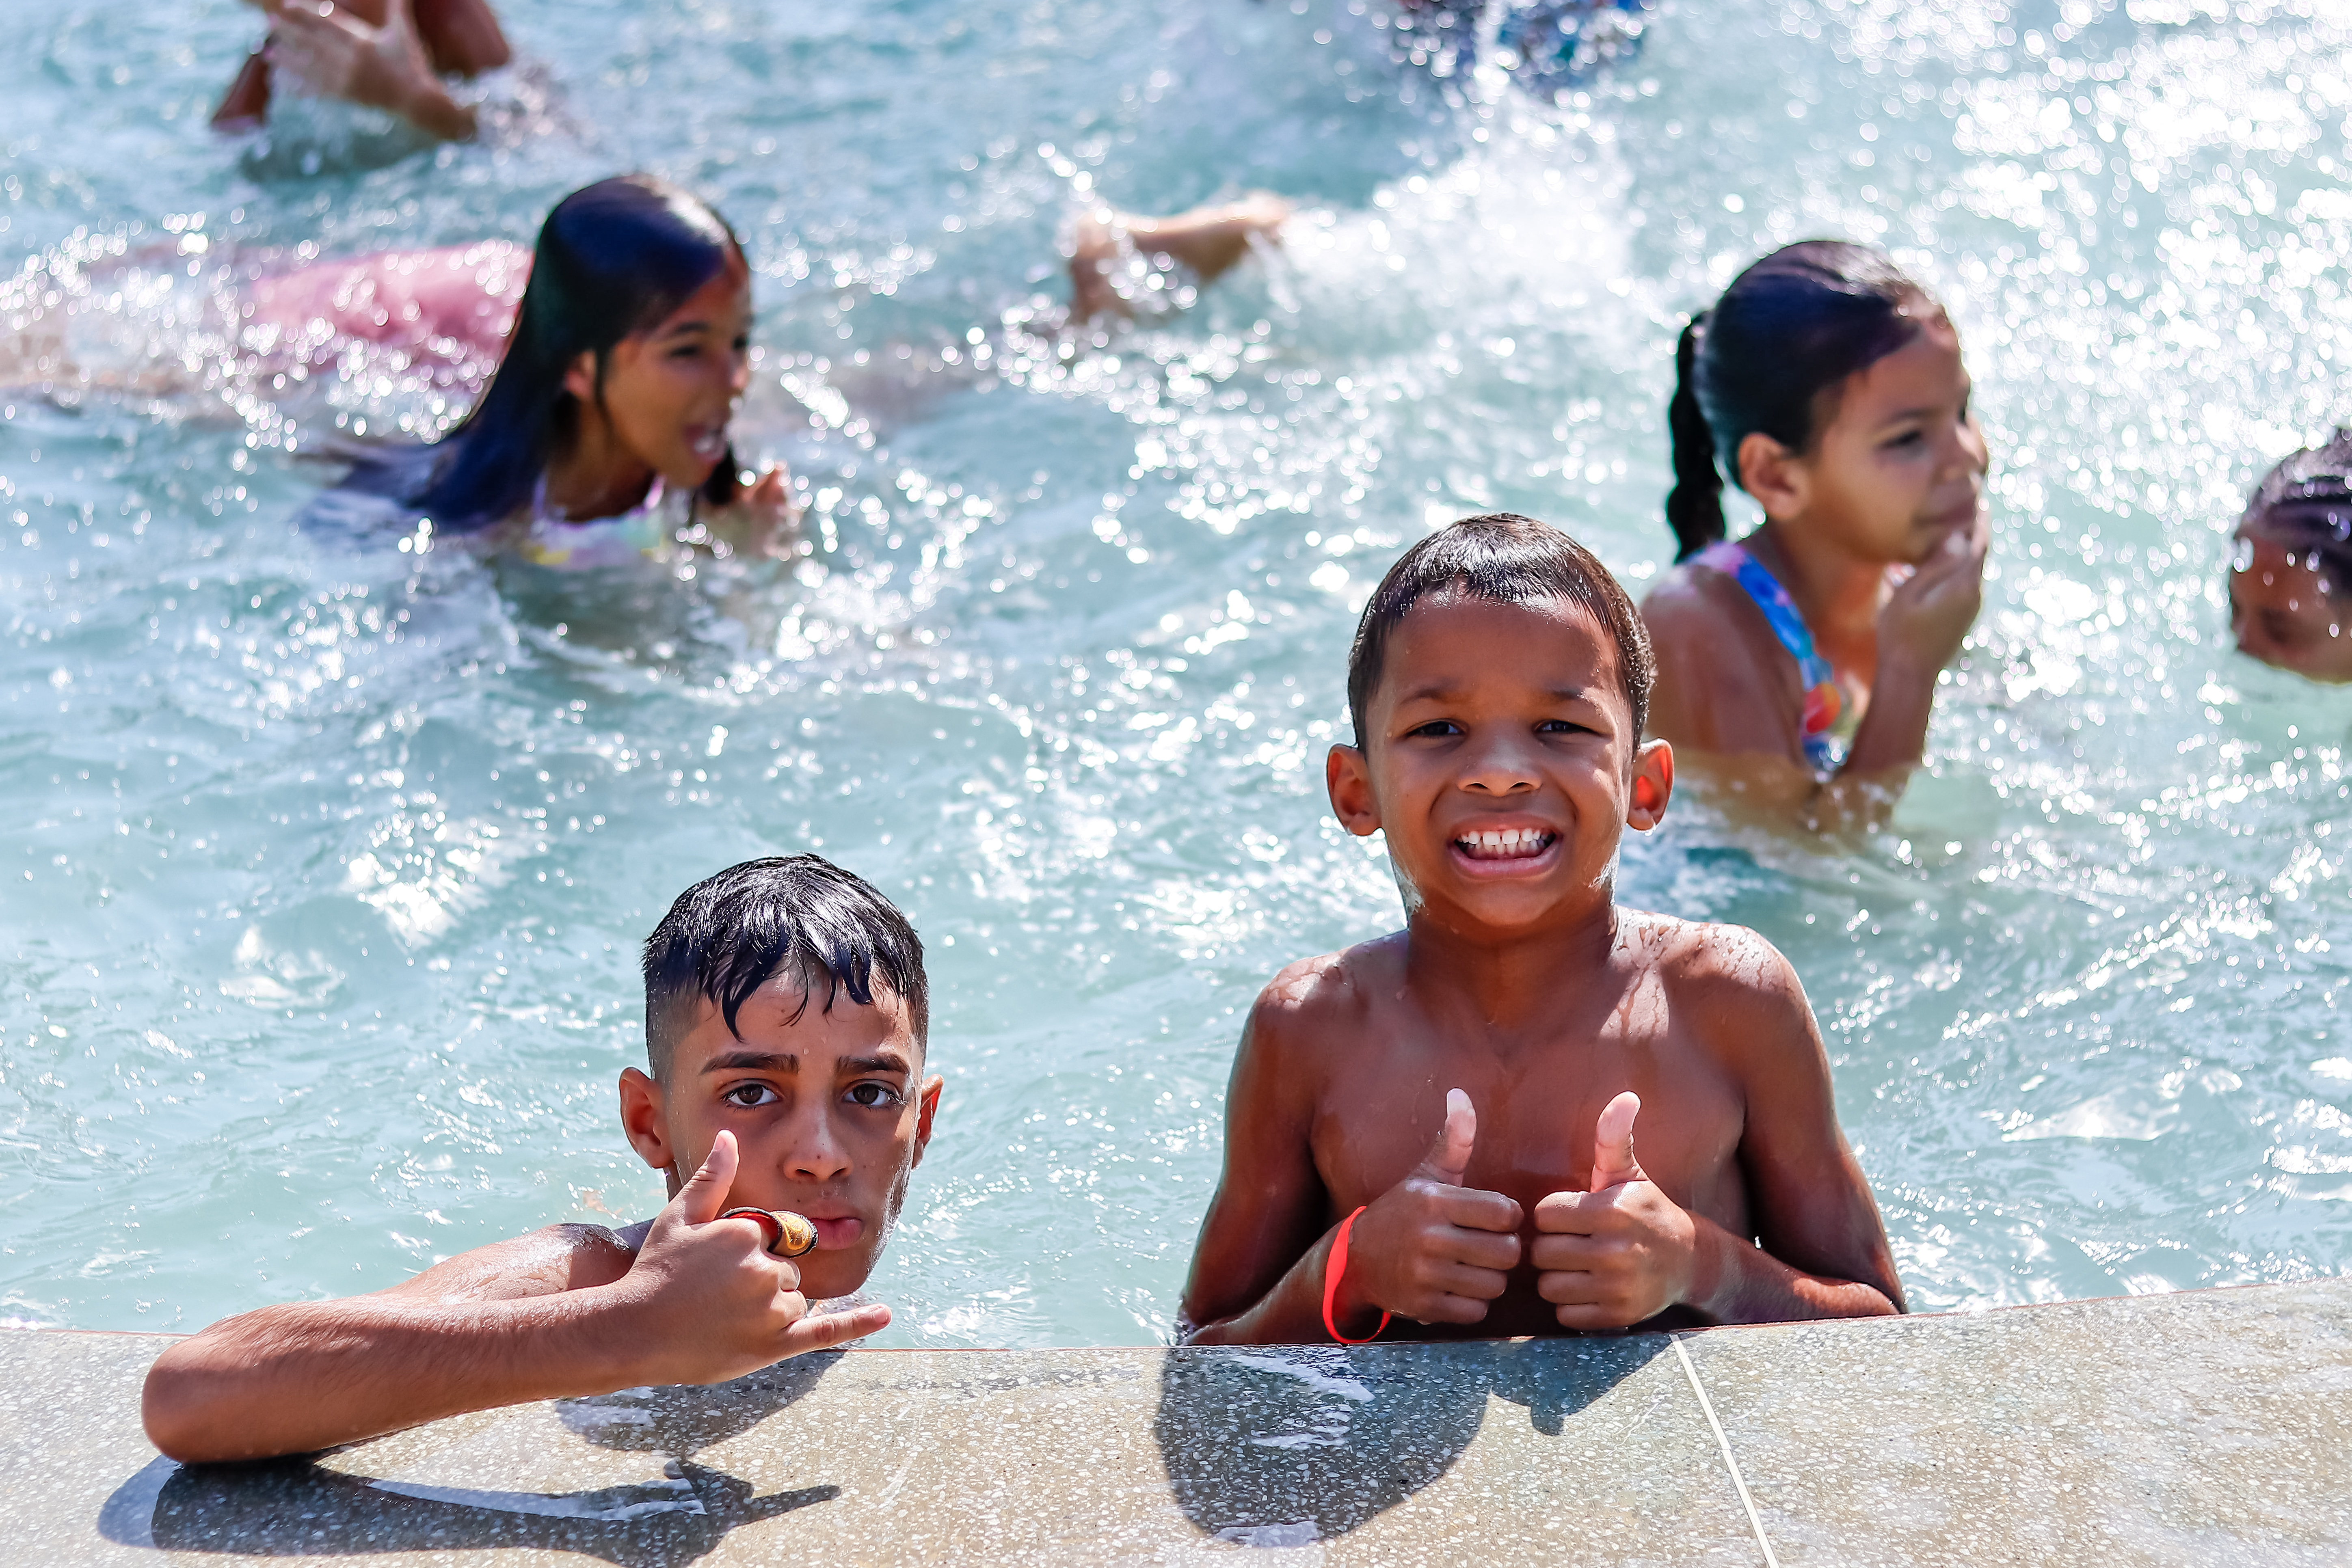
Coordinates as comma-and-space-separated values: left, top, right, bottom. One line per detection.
6, 1277, 2349, 1566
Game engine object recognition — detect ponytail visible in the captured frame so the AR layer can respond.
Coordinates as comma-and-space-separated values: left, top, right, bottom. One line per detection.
1664, 313, 1724, 561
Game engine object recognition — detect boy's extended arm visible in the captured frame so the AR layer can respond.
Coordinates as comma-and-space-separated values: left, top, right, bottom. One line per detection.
1720, 953, 1906, 1318
1177, 996, 1338, 1344
142, 1132, 886, 1464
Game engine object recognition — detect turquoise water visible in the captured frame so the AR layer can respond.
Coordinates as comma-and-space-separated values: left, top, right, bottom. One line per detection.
2, 0, 2347, 1343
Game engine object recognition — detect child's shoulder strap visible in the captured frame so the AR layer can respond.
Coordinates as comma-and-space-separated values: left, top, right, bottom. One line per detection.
1689, 540, 1843, 771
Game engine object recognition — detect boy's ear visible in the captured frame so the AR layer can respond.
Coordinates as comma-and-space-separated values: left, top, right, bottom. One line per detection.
1326, 742, 1382, 837
910, 1074, 944, 1168
618, 1067, 675, 1176
560, 349, 599, 406
1626, 739, 1674, 832
1735, 430, 1809, 523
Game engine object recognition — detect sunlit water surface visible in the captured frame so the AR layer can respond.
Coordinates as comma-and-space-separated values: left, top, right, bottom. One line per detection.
3, 0, 2348, 1340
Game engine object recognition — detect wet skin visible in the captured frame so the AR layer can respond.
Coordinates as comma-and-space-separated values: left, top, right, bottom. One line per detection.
618, 983, 943, 1303
1642, 311, 1990, 803
1179, 593, 1904, 1343
142, 982, 937, 1464
2230, 519, 2352, 682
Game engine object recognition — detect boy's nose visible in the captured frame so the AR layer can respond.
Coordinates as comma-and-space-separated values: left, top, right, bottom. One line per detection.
1459, 742, 1539, 795
785, 1112, 854, 1184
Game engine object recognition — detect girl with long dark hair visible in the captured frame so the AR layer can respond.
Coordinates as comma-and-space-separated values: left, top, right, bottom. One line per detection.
1640, 241, 1991, 811
339, 173, 796, 566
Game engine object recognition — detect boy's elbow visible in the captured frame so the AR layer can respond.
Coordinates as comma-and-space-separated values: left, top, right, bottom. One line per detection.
1814, 1280, 1902, 1322
141, 1333, 292, 1465
142, 1346, 225, 1464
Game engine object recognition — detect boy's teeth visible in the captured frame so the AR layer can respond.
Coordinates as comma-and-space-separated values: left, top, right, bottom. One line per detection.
1457, 828, 1550, 859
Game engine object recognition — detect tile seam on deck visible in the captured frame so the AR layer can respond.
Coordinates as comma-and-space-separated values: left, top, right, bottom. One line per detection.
1673, 1336, 1781, 1568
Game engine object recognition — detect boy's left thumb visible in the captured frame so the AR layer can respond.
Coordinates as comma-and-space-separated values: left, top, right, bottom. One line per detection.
1589, 1092, 1644, 1192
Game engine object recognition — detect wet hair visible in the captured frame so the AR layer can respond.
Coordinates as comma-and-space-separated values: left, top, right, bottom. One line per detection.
345, 174, 749, 531
2244, 428, 2352, 592
1345, 512, 1655, 748
641, 856, 927, 1081
1666, 240, 1934, 561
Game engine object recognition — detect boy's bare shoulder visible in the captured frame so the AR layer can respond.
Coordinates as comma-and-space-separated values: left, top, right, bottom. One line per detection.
1246, 934, 1404, 1052
1622, 908, 1807, 1015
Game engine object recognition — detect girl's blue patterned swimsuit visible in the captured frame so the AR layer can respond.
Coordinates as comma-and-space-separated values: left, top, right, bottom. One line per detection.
1693, 539, 1856, 772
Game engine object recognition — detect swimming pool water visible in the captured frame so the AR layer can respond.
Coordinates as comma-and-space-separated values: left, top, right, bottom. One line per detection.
3, 0, 2346, 1342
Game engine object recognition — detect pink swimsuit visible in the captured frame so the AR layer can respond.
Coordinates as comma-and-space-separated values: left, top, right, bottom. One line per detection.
240, 241, 530, 363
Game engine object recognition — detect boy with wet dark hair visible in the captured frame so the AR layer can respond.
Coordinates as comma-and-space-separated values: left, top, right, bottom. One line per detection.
145, 855, 942, 1464
1181, 513, 1904, 1344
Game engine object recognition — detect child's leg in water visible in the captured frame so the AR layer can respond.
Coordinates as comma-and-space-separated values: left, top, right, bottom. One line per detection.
1068, 194, 1291, 323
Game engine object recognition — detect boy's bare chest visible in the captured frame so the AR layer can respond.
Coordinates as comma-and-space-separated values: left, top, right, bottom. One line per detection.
1306, 1019, 1747, 1221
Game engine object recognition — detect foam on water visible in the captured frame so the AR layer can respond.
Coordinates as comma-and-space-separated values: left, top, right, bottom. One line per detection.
1, 0, 2347, 1340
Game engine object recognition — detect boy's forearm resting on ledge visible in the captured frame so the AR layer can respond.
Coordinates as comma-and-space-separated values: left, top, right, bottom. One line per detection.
1183, 1227, 1353, 1346
1639, 1210, 1900, 1326
144, 1290, 661, 1464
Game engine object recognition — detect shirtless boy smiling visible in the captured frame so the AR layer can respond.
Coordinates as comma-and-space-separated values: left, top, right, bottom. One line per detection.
1180, 514, 1904, 1343
144, 856, 941, 1463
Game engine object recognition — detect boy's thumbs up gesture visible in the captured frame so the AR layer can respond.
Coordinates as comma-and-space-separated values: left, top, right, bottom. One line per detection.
1532, 1093, 1700, 1330
1330, 1089, 1524, 1335
608, 1131, 889, 1385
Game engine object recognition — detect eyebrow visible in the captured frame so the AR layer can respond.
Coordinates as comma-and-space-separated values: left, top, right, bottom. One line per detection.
1394, 681, 1596, 706
1877, 385, 1972, 428
839, 1053, 913, 1077
1875, 404, 1947, 427
699, 1049, 913, 1076
703, 1050, 795, 1074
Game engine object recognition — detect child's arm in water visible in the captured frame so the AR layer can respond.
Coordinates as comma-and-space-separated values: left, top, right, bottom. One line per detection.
1067, 195, 1291, 325
1531, 930, 1905, 1327
1179, 962, 1524, 1345
228, 0, 511, 143
141, 1132, 884, 1464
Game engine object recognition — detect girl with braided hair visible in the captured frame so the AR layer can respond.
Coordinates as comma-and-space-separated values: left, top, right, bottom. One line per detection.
1639, 241, 1991, 814
2231, 432, 2352, 682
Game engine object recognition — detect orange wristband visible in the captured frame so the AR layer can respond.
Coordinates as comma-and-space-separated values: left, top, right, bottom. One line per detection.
1321, 1205, 1392, 1345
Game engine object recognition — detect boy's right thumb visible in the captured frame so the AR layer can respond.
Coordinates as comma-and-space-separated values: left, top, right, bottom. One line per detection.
1412, 1089, 1476, 1187
674, 1129, 738, 1225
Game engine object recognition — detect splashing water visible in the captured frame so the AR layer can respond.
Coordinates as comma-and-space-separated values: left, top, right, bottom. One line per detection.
1, 0, 2347, 1340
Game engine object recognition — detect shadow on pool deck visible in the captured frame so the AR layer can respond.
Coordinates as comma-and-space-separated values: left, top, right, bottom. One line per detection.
97, 1352, 857, 1565
19, 1281, 2352, 1565
1152, 1333, 1669, 1546
106, 1456, 836, 1565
